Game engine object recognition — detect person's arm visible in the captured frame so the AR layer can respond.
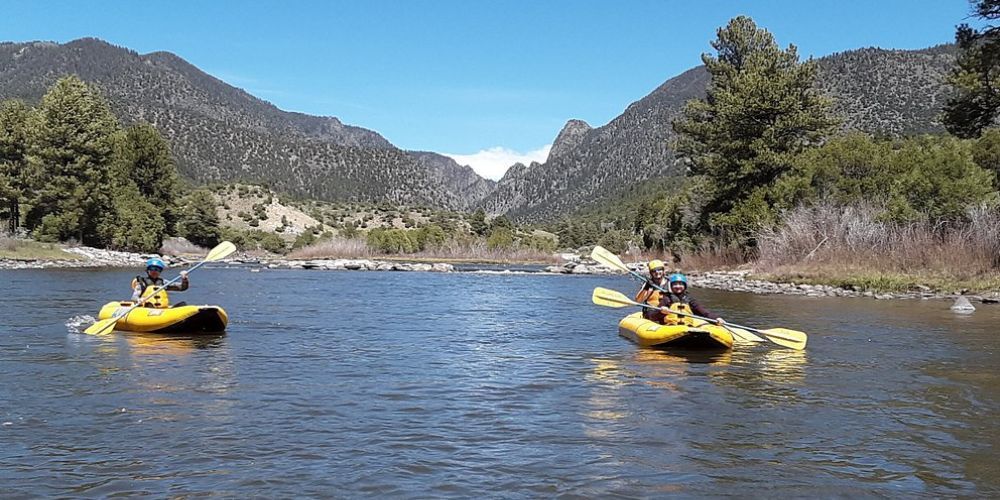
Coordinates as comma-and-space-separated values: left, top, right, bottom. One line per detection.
635, 283, 653, 303
166, 271, 189, 291
130, 278, 142, 302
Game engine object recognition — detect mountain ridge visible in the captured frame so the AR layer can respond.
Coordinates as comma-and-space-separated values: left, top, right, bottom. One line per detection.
0, 37, 491, 210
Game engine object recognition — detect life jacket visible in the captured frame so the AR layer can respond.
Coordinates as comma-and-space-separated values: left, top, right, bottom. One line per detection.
133, 275, 170, 309
636, 279, 667, 308
661, 293, 695, 326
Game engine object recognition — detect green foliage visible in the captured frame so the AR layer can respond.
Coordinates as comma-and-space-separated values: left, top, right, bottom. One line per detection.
672, 16, 838, 244
367, 228, 418, 253
597, 228, 629, 254
114, 122, 179, 233
177, 190, 221, 248
414, 224, 447, 250
943, 1, 1000, 138
0, 100, 32, 233
102, 184, 166, 252
220, 227, 287, 254
778, 134, 998, 222
520, 232, 558, 253
486, 227, 515, 250
24, 76, 120, 245
468, 208, 488, 236
972, 128, 1000, 186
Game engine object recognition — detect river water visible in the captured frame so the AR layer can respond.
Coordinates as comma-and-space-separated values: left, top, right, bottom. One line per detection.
1, 268, 997, 497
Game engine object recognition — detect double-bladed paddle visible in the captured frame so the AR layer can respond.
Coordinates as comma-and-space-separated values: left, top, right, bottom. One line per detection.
83, 241, 237, 335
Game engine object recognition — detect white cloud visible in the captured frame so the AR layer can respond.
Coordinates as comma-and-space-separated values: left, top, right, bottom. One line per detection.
443, 145, 552, 181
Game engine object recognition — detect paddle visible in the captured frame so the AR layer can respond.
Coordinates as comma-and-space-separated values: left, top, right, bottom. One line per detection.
84, 241, 237, 335
591, 287, 807, 350
590, 245, 765, 343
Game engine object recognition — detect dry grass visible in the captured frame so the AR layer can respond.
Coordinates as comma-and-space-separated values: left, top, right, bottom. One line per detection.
754, 202, 1000, 291
288, 237, 561, 264
287, 238, 374, 260
620, 245, 748, 273
0, 236, 82, 261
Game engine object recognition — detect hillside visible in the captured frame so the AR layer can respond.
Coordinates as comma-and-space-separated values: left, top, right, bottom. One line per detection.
0, 38, 491, 210
482, 45, 959, 222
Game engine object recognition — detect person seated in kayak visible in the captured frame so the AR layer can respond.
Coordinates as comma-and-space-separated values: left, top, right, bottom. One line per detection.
636, 259, 668, 320
131, 258, 188, 308
647, 273, 725, 326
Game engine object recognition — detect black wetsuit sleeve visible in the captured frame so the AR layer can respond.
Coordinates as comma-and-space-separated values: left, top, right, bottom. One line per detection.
166, 279, 189, 291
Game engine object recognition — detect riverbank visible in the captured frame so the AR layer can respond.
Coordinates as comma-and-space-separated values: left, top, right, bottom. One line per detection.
544, 259, 1000, 304
4, 241, 999, 303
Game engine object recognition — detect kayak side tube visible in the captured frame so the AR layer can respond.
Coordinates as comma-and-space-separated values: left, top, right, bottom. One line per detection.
618, 312, 733, 349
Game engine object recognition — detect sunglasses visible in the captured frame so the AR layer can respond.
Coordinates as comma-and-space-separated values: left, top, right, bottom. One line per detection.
147, 267, 163, 272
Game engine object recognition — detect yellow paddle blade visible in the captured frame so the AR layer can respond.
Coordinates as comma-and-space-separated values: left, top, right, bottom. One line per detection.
760, 328, 808, 350
591, 287, 636, 308
205, 241, 237, 262
590, 246, 630, 273
83, 317, 118, 335
723, 325, 765, 343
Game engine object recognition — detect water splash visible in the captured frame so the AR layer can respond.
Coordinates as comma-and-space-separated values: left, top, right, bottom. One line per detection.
66, 314, 96, 334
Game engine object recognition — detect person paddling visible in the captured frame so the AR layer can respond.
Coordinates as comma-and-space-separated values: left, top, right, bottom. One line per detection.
648, 273, 725, 326
635, 259, 668, 320
132, 258, 188, 308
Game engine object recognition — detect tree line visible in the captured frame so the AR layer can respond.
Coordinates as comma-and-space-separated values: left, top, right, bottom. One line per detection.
550, 10, 1000, 260
0, 75, 222, 252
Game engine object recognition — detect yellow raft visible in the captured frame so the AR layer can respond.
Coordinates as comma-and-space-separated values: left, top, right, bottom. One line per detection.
618, 312, 734, 350
97, 301, 229, 334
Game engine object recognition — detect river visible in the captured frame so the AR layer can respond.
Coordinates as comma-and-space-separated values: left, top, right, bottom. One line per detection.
1, 268, 997, 497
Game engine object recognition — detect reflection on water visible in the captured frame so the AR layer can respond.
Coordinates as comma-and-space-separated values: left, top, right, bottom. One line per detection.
0, 269, 997, 497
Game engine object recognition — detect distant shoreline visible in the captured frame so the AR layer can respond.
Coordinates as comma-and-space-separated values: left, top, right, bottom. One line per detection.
2, 246, 997, 304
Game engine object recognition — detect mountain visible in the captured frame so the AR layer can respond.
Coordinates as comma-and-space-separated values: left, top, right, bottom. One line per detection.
482, 45, 959, 221
0, 38, 490, 210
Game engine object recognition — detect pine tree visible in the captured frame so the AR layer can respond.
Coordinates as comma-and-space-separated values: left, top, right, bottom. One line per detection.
115, 122, 179, 232
469, 207, 488, 236
24, 76, 120, 245
176, 189, 221, 248
944, 0, 1000, 138
672, 16, 838, 242
0, 100, 32, 234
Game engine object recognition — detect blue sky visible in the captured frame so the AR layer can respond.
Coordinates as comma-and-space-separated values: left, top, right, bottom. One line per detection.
1, 0, 978, 179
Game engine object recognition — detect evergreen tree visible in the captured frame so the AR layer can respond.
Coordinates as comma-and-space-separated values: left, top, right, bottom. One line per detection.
103, 183, 166, 252
944, 0, 1000, 138
469, 207, 488, 236
23, 76, 120, 245
115, 122, 179, 233
672, 16, 838, 243
0, 100, 32, 234
176, 189, 221, 248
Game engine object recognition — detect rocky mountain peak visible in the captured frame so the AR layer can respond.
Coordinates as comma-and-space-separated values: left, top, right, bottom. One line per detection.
548, 119, 592, 160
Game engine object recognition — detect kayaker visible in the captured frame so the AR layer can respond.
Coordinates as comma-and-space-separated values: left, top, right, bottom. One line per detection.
648, 273, 725, 326
131, 257, 188, 308
636, 259, 668, 319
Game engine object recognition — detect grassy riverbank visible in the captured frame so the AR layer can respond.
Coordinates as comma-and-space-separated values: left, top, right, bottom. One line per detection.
0, 237, 82, 261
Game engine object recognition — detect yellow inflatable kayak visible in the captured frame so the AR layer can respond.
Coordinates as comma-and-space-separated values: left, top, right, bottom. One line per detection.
618, 312, 733, 349
97, 301, 228, 334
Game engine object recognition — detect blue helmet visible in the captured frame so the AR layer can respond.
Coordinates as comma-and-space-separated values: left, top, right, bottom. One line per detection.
145, 258, 165, 271
668, 273, 688, 287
